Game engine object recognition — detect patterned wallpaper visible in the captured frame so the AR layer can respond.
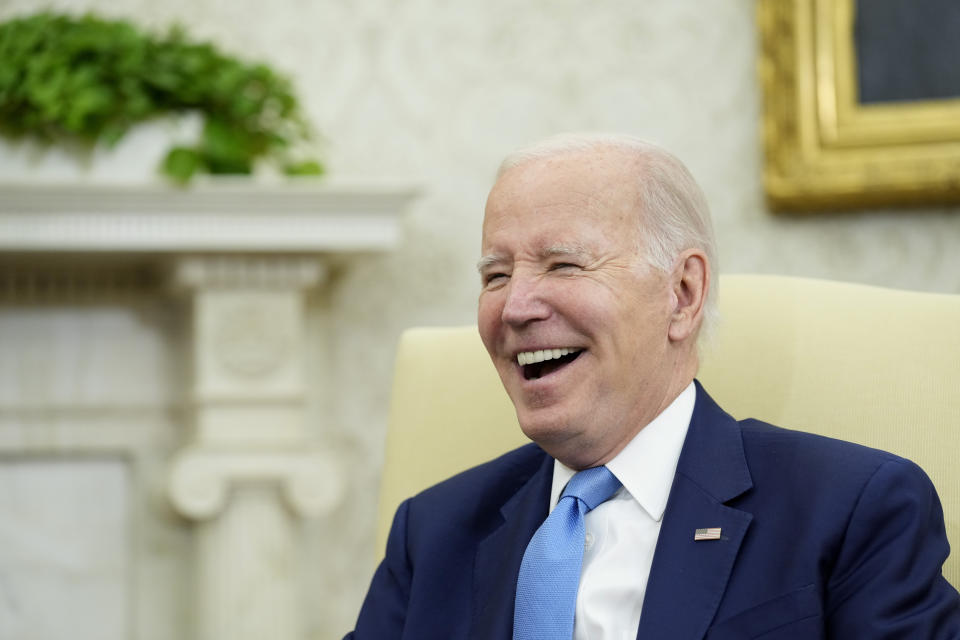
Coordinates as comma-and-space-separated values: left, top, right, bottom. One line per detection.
2, 1, 958, 637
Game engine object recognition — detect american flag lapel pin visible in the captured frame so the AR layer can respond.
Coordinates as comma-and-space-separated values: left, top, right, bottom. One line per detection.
694, 527, 722, 541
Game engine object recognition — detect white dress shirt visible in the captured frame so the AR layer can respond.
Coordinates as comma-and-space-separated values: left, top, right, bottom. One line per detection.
549, 382, 696, 640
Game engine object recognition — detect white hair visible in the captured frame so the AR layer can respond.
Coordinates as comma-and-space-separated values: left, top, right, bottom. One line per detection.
496, 132, 719, 342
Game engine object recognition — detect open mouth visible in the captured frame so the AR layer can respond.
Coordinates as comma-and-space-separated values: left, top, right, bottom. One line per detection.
517, 348, 584, 380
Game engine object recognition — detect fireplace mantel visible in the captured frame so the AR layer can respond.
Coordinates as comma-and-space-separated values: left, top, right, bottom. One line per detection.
0, 180, 417, 253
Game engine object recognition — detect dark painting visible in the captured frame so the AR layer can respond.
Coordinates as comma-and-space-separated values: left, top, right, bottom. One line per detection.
855, 0, 960, 104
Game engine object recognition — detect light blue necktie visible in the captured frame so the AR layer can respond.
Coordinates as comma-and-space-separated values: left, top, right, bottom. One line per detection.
513, 465, 622, 640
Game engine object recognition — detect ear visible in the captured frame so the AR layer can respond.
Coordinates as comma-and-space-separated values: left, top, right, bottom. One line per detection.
667, 249, 709, 343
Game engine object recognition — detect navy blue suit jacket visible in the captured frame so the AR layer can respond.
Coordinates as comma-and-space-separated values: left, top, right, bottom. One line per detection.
347, 383, 960, 639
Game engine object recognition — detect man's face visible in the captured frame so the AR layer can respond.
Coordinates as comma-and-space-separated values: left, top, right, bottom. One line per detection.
478, 149, 681, 469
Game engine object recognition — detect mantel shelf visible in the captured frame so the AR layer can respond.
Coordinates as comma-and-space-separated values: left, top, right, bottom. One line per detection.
0, 180, 418, 253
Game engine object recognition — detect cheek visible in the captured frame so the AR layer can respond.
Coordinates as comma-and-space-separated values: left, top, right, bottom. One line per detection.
477, 292, 503, 349
616, 313, 671, 371
557, 285, 621, 333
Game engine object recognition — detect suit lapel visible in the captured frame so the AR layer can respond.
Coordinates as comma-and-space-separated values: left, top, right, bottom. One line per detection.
471, 451, 553, 640
636, 382, 754, 640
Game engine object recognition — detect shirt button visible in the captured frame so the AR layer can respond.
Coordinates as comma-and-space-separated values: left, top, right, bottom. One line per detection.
584, 532, 595, 549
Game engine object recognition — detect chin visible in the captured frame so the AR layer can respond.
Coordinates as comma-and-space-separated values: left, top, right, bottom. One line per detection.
516, 410, 581, 451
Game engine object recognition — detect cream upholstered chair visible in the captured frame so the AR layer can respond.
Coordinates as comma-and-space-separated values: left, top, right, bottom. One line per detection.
376, 274, 960, 587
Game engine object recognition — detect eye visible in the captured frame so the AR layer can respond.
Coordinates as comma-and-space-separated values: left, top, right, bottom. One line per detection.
549, 262, 580, 272
483, 272, 509, 287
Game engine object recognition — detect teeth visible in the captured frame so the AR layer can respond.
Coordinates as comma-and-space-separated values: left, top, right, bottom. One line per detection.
516, 347, 578, 366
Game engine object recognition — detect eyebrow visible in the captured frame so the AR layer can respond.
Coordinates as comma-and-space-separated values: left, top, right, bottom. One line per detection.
543, 244, 591, 261
476, 244, 592, 273
476, 254, 503, 273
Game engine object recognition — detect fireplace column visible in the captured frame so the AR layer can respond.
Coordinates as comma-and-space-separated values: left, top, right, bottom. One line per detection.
168, 256, 341, 640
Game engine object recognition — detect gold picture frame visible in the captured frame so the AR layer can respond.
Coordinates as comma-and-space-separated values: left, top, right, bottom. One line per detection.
758, 0, 960, 211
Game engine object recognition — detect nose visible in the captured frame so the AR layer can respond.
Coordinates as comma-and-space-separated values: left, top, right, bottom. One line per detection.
500, 272, 551, 326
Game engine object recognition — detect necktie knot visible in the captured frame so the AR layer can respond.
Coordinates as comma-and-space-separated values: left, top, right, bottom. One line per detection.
560, 465, 622, 512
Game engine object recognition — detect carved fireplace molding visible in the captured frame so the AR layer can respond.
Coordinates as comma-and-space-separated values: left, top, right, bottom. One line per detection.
0, 180, 412, 252
0, 180, 417, 640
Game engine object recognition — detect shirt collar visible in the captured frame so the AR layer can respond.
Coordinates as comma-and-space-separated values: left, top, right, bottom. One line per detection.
549, 381, 696, 522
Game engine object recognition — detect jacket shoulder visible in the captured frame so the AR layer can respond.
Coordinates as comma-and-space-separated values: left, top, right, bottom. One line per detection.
738, 418, 906, 477
395, 442, 549, 565
734, 418, 937, 522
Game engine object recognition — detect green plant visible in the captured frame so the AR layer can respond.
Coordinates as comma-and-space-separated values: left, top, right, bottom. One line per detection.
0, 12, 323, 183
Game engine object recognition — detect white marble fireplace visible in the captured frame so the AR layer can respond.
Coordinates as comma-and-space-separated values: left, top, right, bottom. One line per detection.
0, 181, 416, 640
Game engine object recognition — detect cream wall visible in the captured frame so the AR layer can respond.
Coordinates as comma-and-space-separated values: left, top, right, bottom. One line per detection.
2, 1, 959, 638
